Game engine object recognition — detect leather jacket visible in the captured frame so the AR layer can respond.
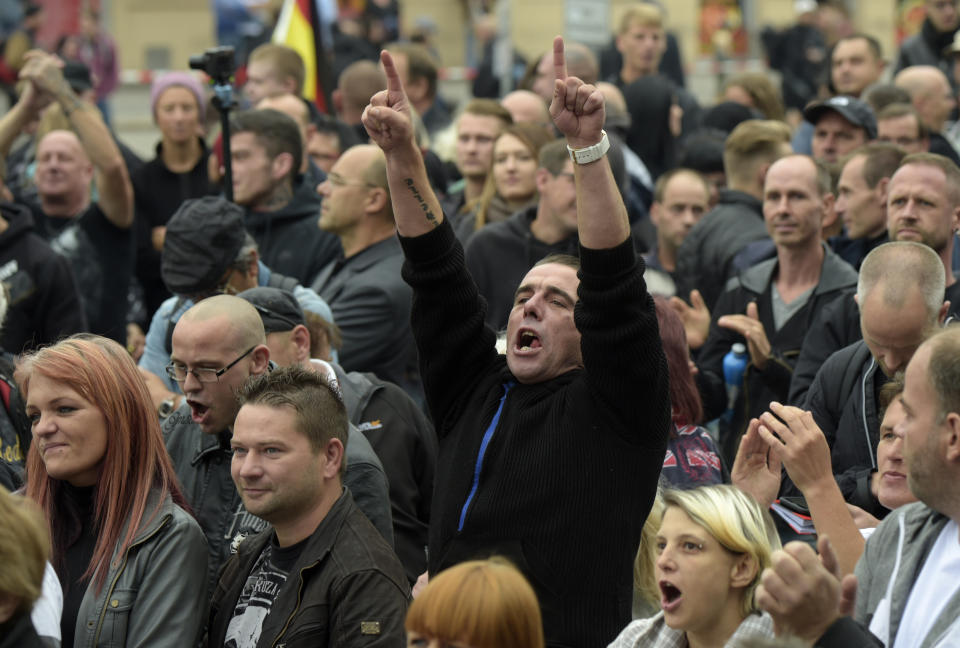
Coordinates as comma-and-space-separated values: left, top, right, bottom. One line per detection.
207, 489, 410, 648
73, 489, 207, 647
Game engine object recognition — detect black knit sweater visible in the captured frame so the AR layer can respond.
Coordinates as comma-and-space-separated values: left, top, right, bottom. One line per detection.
400, 219, 670, 648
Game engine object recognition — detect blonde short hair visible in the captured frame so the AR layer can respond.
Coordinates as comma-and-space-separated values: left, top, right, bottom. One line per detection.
0, 487, 49, 615
723, 120, 792, 187
618, 4, 664, 33
663, 485, 780, 617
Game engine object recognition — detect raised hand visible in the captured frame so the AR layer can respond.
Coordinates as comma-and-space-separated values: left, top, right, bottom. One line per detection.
756, 402, 833, 493
548, 36, 605, 148
669, 289, 710, 350
362, 50, 416, 153
757, 537, 858, 640
718, 301, 771, 370
731, 418, 781, 507
19, 50, 67, 98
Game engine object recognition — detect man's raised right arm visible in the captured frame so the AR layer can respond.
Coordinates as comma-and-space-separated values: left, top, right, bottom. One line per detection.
362, 50, 443, 238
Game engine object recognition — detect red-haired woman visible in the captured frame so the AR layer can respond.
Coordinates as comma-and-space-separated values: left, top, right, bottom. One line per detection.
19, 334, 206, 647
654, 297, 724, 488
406, 558, 545, 648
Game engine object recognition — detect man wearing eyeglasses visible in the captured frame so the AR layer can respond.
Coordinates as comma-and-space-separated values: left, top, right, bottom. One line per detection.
162, 294, 271, 595
162, 292, 395, 598
312, 144, 421, 403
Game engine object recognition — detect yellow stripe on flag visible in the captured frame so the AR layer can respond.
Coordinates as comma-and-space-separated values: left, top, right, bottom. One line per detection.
273, 0, 317, 101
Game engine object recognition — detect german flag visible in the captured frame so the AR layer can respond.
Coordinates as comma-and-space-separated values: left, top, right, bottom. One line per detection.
273, 0, 332, 112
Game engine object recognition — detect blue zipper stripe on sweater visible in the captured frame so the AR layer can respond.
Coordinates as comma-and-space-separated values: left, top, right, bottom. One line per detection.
458, 382, 513, 532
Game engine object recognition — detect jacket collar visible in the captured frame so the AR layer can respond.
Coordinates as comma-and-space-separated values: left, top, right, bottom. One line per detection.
237, 487, 354, 570
737, 242, 856, 295
716, 188, 763, 216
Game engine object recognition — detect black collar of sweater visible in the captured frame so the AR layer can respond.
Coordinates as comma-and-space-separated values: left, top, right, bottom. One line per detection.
921, 17, 959, 53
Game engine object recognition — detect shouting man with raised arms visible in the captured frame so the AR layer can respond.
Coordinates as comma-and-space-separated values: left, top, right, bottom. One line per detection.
361, 38, 670, 647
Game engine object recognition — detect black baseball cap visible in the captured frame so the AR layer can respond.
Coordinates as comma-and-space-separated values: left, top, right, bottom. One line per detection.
162, 197, 247, 296
238, 287, 306, 333
804, 95, 877, 140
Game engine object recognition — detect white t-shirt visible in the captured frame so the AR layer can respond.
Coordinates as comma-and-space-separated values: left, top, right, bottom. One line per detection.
893, 520, 960, 648
31, 562, 62, 641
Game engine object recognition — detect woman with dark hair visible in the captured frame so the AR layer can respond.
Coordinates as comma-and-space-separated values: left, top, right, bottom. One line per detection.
406, 558, 545, 648
654, 296, 724, 487
20, 334, 206, 647
622, 76, 682, 180
455, 123, 554, 242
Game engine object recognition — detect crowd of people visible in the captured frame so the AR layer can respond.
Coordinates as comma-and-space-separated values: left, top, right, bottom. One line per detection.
3, 0, 960, 646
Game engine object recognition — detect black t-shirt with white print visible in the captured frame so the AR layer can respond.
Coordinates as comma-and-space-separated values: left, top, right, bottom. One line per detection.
223, 534, 308, 648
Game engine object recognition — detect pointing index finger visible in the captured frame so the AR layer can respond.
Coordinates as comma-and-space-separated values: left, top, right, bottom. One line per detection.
380, 50, 404, 93
553, 35, 567, 82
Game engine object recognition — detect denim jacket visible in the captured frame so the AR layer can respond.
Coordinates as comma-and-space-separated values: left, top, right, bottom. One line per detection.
73, 489, 207, 647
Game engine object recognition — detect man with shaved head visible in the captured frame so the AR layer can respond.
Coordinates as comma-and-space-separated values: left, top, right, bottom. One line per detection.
696, 154, 858, 464
333, 59, 386, 142
786, 242, 947, 513
312, 144, 420, 401
895, 65, 960, 164
164, 294, 271, 592
0, 49, 134, 343
500, 89, 553, 136
530, 41, 598, 103
164, 293, 395, 594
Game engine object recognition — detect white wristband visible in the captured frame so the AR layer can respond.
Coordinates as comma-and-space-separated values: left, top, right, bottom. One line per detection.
567, 130, 610, 165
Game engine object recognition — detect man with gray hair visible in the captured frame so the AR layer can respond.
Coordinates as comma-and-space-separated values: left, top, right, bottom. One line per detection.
785, 242, 947, 513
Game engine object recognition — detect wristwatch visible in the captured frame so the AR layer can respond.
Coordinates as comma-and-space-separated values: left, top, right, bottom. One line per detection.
567, 130, 610, 165
158, 398, 176, 419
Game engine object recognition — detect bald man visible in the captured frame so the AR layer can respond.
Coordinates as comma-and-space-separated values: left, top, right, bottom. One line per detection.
164, 295, 271, 591
163, 294, 395, 594
333, 59, 386, 141
0, 50, 135, 343
500, 89, 553, 136
895, 65, 960, 164
312, 144, 421, 401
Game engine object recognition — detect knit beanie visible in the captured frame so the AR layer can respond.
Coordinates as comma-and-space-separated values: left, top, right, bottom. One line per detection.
150, 72, 206, 123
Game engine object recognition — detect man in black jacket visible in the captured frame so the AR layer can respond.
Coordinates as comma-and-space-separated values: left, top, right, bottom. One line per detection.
895, 0, 960, 84
238, 285, 436, 585
207, 366, 409, 647
697, 154, 858, 465
363, 39, 670, 647
795, 242, 946, 512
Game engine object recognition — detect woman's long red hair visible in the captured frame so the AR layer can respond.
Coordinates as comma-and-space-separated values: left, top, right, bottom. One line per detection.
19, 334, 186, 592
653, 296, 704, 426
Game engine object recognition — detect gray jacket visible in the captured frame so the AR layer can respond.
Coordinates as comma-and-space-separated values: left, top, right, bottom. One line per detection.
310, 236, 421, 402
855, 502, 960, 647
73, 490, 207, 648
162, 402, 394, 595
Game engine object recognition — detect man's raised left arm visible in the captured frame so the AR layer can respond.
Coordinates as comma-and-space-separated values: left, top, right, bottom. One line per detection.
20, 50, 133, 229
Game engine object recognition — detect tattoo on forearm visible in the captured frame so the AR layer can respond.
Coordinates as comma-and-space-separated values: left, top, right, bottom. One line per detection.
404, 178, 438, 226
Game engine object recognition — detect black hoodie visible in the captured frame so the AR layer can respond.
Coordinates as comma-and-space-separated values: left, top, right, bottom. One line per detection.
244, 164, 342, 286
0, 202, 86, 352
